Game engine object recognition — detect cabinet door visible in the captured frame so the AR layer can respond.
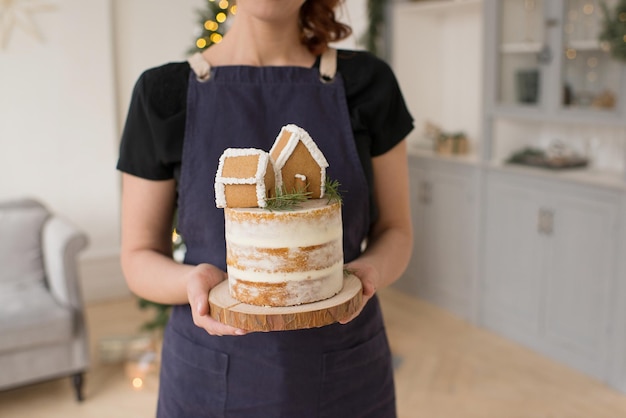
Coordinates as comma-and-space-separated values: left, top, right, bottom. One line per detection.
544, 189, 618, 377
422, 167, 475, 320
394, 161, 428, 296
481, 175, 546, 339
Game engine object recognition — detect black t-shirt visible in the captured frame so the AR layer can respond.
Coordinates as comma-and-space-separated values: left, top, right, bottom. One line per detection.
117, 49, 413, 221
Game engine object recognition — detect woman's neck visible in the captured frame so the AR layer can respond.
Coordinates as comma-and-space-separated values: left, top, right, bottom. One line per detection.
202, 10, 315, 67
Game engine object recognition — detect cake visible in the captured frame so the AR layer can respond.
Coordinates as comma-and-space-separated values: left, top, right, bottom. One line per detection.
225, 199, 343, 306
215, 124, 344, 307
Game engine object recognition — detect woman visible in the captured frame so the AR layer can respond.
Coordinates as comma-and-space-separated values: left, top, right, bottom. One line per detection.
117, 0, 413, 416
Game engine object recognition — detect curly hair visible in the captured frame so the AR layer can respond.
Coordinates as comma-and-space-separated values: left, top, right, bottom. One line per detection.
299, 0, 352, 55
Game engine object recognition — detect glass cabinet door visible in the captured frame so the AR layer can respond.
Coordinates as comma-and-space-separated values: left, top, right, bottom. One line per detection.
497, 0, 546, 107
561, 0, 622, 112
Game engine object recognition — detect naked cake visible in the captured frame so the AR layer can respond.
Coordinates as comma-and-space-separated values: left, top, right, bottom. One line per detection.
215, 125, 344, 307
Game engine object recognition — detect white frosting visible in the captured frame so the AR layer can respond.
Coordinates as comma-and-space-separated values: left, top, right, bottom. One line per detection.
227, 261, 343, 284
225, 200, 342, 247
224, 199, 344, 305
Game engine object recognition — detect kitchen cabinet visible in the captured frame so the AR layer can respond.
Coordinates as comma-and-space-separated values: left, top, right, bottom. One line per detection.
483, 0, 626, 177
481, 167, 621, 380
390, 0, 626, 392
395, 153, 479, 322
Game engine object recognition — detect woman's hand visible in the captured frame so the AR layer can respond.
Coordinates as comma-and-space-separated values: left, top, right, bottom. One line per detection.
186, 263, 247, 336
339, 259, 380, 324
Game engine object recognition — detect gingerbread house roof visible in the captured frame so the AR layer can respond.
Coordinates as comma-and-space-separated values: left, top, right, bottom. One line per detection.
214, 148, 277, 208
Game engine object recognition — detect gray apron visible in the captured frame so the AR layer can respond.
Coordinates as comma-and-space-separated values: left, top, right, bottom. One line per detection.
157, 49, 396, 418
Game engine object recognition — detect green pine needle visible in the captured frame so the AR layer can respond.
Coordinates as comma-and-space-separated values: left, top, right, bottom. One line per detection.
324, 178, 343, 205
265, 186, 312, 211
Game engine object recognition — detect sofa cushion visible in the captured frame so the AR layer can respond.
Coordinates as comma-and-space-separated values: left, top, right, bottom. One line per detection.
0, 283, 73, 353
0, 199, 49, 290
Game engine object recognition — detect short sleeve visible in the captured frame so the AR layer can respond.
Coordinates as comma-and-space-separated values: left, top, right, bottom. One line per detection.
116, 63, 189, 180
340, 52, 414, 158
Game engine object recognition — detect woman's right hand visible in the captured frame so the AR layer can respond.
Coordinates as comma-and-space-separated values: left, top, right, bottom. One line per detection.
186, 263, 247, 336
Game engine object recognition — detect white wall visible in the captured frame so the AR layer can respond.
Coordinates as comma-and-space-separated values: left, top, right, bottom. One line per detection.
0, 0, 119, 259
1, 0, 367, 302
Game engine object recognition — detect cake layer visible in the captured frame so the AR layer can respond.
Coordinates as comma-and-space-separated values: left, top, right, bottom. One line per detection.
225, 200, 342, 248
224, 199, 344, 306
229, 270, 343, 307
227, 241, 343, 277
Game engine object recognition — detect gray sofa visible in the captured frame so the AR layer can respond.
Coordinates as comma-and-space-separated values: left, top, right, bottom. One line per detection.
0, 198, 89, 401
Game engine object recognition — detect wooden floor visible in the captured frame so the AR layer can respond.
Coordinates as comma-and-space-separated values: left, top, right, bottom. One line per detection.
2, 288, 626, 417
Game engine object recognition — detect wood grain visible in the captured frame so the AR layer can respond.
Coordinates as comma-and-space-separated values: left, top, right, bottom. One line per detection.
209, 275, 362, 331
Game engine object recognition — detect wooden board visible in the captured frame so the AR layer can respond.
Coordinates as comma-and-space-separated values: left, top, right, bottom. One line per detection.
209, 275, 362, 332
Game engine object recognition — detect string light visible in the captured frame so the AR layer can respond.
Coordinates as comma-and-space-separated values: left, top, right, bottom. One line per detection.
132, 377, 144, 389
565, 48, 577, 59
204, 20, 218, 31
193, 0, 235, 51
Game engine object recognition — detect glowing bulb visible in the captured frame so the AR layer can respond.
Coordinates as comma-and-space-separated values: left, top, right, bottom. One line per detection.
219, 0, 229, 9
231, 5, 237, 14
204, 20, 218, 31
587, 57, 598, 68
196, 38, 207, 49
582, 3, 594, 15
565, 48, 577, 59
132, 377, 144, 389
216, 12, 227, 23
210, 33, 223, 43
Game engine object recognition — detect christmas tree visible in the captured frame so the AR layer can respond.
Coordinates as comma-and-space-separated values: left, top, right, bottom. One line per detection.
190, 0, 236, 53
599, 0, 626, 61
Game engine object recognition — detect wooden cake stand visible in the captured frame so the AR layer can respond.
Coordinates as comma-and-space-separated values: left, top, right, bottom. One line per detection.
208, 275, 362, 332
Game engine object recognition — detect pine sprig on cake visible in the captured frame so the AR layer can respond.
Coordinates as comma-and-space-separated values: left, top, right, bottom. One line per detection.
265, 186, 312, 211
324, 178, 343, 205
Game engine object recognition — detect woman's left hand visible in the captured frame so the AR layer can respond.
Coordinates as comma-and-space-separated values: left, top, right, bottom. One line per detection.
339, 259, 380, 324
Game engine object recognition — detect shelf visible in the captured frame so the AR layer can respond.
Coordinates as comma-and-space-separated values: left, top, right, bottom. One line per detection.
500, 42, 543, 54
566, 39, 603, 51
490, 106, 626, 127
408, 146, 482, 167
487, 161, 626, 192
395, 0, 482, 15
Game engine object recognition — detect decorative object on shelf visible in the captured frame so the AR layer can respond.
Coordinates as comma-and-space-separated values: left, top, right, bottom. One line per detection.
599, 0, 626, 61
507, 141, 589, 170
515, 69, 540, 103
190, 0, 236, 53
0, 0, 57, 50
424, 121, 469, 155
592, 89, 617, 108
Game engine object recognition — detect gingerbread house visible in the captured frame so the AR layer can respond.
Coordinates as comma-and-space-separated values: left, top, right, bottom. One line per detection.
215, 148, 277, 208
269, 124, 329, 199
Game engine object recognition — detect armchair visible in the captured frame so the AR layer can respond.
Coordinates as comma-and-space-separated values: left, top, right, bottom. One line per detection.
0, 198, 89, 401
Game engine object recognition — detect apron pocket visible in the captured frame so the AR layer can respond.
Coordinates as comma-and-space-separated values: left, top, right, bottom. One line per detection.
158, 328, 229, 417
320, 330, 396, 418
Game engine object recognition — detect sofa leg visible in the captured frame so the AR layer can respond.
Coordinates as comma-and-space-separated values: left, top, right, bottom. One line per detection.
72, 372, 85, 402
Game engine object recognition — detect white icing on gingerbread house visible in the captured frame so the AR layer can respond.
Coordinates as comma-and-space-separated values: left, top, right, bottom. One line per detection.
269, 124, 329, 199
215, 148, 278, 208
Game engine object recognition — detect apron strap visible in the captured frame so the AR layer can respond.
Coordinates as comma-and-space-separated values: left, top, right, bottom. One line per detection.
188, 52, 211, 81
319, 47, 337, 83
188, 48, 337, 83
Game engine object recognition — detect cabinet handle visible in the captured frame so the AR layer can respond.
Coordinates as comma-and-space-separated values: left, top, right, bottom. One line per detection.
538, 208, 555, 236
422, 182, 432, 205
